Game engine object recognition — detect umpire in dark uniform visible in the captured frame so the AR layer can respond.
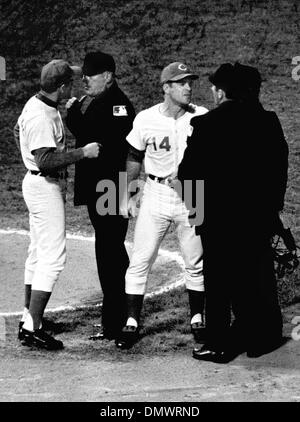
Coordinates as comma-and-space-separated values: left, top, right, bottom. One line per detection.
66, 51, 135, 340
178, 62, 288, 363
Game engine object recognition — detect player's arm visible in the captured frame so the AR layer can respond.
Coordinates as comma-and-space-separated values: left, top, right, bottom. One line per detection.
28, 115, 101, 172
13, 122, 21, 151
120, 144, 145, 218
33, 143, 101, 173
127, 144, 144, 185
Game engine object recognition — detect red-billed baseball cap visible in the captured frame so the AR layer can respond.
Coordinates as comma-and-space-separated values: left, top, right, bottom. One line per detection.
40, 59, 81, 93
160, 62, 199, 84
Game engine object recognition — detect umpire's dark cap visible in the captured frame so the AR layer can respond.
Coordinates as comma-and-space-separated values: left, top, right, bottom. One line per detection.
208, 63, 236, 91
233, 62, 262, 97
82, 52, 116, 76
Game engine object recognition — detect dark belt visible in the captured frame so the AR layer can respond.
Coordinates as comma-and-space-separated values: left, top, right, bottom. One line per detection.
149, 174, 170, 184
29, 170, 60, 179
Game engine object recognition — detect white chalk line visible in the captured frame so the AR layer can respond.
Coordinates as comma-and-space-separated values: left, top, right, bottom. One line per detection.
0, 228, 185, 318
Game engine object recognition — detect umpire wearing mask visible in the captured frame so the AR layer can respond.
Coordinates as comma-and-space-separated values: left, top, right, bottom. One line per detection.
66, 51, 136, 340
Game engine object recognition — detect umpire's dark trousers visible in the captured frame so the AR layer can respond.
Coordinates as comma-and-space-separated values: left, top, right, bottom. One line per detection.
202, 219, 282, 352
87, 201, 129, 334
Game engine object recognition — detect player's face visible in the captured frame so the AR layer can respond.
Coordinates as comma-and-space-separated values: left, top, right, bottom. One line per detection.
59, 78, 73, 100
82, 71, 110, 97
166, 77, 194, 106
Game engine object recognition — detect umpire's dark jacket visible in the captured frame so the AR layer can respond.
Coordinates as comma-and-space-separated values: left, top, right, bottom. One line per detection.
178, 99, 289, 348
66, 81, 135, 206
178, 99, 288, 237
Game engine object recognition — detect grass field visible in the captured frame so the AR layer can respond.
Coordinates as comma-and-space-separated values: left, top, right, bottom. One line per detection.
0, 0, 299, 317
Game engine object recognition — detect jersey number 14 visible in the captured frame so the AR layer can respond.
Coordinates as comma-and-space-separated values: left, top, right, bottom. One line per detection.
153, 136, 171, 152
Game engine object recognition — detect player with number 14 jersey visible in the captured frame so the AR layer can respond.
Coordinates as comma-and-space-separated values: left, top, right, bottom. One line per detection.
116, 62, 208, 350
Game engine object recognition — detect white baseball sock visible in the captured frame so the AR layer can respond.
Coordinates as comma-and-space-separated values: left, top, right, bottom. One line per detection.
21, 307, 29, 322
22, 313, 34, 332
191, 313, 203, 325
22, 313, 42, 331
126, 317, 138, 328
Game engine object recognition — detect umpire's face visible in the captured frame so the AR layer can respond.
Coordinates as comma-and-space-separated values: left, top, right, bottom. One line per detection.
82, 71, 112, 97
164, 77, 194, 107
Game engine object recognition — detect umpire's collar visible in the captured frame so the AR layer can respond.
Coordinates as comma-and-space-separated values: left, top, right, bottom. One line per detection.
36, 92, 59, 109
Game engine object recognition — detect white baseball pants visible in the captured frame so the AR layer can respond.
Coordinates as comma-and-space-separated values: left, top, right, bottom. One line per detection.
22, 172, 66, 292
126, 177, 204, 295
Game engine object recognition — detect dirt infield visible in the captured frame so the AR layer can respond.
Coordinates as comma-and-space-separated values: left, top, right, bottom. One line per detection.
0, 230, 184, 314
0, 310, 300, 402
1, 229, 300, 402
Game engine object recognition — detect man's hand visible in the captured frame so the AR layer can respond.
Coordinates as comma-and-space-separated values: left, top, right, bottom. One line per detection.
127, 197, 139, 218
65, 97, 78, 110
168, 177, 183, 197
120, 196, 139, 219
82, 142, 101, 158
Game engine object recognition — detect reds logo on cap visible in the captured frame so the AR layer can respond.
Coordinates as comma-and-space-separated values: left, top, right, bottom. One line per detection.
160, 61, 199, 83
178, 64, 187, 71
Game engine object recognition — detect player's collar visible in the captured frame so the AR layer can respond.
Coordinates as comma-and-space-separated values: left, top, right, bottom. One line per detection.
36, 92, 59, 109
158, 103, 188, 120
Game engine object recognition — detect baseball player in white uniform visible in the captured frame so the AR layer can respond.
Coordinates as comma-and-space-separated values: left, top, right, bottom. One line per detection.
16, 59, 100, 350
116, 62, 208, 349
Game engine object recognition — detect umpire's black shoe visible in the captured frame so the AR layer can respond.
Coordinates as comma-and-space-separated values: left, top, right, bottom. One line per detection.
89, 325, 118, 341
115, 325, 139, 350
193, 344, 238, 364
20, 328, 64, 351
191, 321, 206, 343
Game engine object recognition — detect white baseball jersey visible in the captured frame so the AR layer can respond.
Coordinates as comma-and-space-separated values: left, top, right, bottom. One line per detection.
126, 103, 208, 177
18, 95, 65, 171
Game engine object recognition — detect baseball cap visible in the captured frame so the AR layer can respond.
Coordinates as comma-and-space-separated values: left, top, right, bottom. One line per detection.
233, 62, 262, 97
160, 62, 199, 84
40, 59, 81, 93
208, 63, 236, 91
82, 52, 116, 76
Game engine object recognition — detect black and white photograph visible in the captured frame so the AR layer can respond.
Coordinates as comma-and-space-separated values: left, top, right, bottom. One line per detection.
0, 0, 299, 407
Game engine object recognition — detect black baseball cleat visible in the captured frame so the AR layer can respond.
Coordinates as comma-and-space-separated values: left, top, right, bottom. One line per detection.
115, 325, 139, 350
191, 321, 206, 343
18, 321, 45, 341
17, 321, 25, 341
20, 328, 64, 351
